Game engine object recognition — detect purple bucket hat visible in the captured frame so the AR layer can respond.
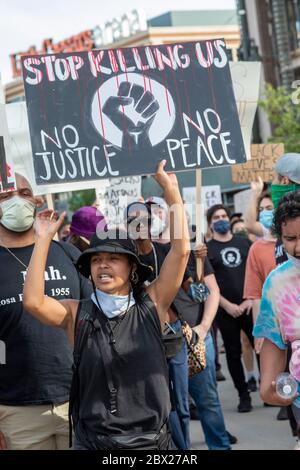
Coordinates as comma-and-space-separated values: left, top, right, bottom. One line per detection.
70, 206, 107, 240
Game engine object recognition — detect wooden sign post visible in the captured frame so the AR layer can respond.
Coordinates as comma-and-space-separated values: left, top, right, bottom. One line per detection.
195, 169, 203, 281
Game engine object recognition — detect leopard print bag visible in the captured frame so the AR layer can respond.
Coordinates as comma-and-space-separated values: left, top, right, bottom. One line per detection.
181, 321, 206, 377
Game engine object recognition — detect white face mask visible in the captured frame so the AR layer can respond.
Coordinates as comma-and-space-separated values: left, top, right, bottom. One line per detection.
286, 252, 300, 270
0, 196, 36, 232
91, 288, 135, 318
150, 215, 166, 237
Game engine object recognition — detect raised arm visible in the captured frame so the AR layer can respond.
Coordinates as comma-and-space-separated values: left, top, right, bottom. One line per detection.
23, 210, 77, 333
244, 178, 264, 236
146, 161, 190, 324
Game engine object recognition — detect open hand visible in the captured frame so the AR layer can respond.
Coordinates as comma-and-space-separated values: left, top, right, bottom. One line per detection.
34, 210, 66, 240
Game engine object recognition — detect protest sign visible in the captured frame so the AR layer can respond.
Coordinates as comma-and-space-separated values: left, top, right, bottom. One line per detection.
231, 143, 284, 184
234, 189, 252, 215
6, 102, 115, 195
0, 82, 16, 193
95, 176, 141, 227
22, 40, 246, 190
183, 185, 221, 226
229, 61, 261, 161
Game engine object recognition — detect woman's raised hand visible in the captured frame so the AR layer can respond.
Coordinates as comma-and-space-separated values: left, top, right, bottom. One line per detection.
155, 160, 178, 191
34, 209, 66, 240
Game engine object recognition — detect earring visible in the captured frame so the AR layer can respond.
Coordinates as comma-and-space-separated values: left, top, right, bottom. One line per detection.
130, 271, 139, 284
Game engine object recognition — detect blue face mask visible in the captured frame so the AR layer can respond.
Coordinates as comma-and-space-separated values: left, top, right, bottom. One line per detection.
212, 219, 231, 234
259, 210, 274, 229
91, 289, 135, 319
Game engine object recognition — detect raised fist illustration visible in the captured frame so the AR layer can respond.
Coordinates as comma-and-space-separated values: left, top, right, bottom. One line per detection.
102, 81, 160, 149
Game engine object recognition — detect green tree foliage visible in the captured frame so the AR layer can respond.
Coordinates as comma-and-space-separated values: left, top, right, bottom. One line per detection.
259, 83, 300, 153
68, 189, 96, 212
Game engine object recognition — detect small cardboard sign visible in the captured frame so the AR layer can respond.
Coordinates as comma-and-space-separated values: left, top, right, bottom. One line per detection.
231, 143, 285, 184
95, 175, 142, 228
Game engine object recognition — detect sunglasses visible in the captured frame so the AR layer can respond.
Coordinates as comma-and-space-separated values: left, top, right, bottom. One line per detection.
127, 215, 151, 226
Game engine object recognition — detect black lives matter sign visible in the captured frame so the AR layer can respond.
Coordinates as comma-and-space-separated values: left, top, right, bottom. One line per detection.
22, 40, 246, 186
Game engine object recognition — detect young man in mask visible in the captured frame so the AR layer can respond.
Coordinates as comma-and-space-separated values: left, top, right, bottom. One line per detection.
269, 153, 300, 424
253, 190, 300, 449
271, 153, 300, 264
0, 174, 91, 450
207, 204, 254, 412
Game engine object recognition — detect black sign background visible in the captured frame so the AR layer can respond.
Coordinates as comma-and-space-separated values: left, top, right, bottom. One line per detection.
22, 40, 246, 186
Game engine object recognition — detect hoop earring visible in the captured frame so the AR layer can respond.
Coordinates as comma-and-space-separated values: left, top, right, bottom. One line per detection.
130, 271, 139, 284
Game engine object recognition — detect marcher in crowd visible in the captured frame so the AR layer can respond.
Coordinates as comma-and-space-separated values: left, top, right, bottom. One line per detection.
67, 206, 107, 252
253, 190, 300, 449
23, 161, 190, 450
206, 204, 254, 413
0, 174, 91, 450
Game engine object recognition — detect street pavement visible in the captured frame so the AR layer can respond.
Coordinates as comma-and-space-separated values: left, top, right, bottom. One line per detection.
190, 351, 296, 450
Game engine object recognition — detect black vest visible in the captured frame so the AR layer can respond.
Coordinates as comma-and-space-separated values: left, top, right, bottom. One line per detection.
71, 293, 170, 446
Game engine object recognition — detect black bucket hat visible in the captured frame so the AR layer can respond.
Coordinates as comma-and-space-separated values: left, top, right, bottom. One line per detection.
76, 228, 153, 282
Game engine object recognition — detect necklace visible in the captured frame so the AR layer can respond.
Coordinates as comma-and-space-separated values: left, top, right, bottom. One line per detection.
0, 242, 28, 269
93, 290, 132, 345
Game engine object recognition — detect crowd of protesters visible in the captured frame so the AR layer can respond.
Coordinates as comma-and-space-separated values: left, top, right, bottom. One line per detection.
1, 153, 300, 450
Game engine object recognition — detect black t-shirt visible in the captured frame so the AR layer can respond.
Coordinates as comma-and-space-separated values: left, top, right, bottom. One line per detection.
138, 242, 171, 283
0, 240, 92, 406
138, 242, 190, 284
172, 254, 214, 328
275, 239, 288, 265
207, 236, 251, 305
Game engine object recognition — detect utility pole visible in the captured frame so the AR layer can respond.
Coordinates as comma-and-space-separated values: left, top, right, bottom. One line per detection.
236, 0, 250, 60
272, 0, 295, 89
235, 0, 262, 143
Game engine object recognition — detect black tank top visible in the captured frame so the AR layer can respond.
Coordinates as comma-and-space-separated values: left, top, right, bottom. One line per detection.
72, 292, 170, 443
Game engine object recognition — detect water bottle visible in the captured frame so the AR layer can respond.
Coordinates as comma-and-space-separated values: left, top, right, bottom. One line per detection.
275, 373, 298, 400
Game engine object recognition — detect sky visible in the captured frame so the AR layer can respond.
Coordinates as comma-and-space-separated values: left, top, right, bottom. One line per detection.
0, 0, 236, 85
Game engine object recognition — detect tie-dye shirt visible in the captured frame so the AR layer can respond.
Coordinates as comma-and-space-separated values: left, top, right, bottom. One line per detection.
253, 259, 300, 405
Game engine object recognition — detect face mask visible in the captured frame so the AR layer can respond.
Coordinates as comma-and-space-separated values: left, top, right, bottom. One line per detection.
271, 183, 300, 209
286, 252, 300, 270
91, 288, 135, 318
234, 230, 249, 239
212, 219, 231, 234
150, 215, 166, 237
0, 196, 35, 232
259, 210, 274, 229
